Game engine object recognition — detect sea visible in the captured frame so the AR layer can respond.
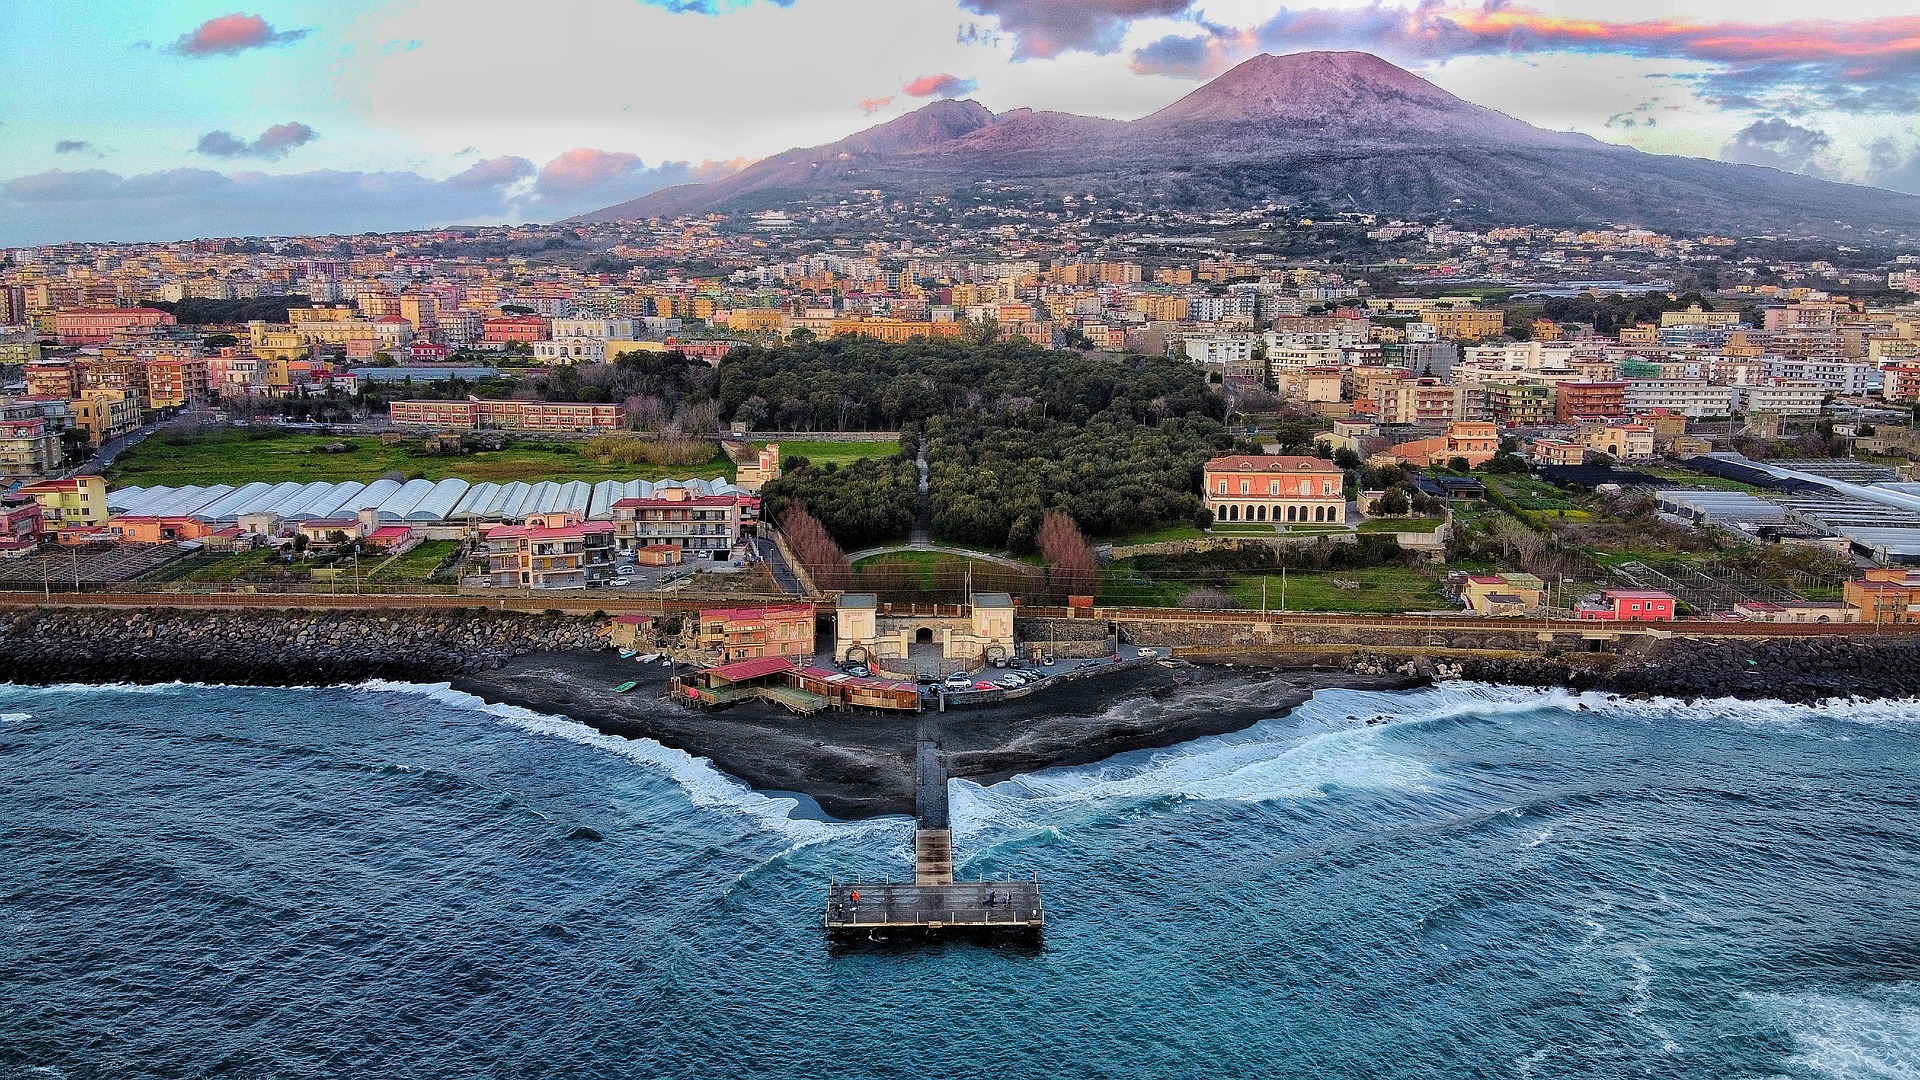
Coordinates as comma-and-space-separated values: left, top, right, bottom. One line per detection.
1, 680, 1916, 1079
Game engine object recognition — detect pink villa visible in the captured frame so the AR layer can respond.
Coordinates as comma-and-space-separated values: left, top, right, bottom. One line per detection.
1203, 454, 1346, 525
54, 307, 175, 345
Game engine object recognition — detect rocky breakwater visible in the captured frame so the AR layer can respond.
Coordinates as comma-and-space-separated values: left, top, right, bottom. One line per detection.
0, 607, 609, 686
1456, 636, 1920, 704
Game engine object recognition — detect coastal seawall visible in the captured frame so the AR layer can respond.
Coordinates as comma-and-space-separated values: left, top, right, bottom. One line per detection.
0, 608, 609, 686
1451, 636, 1920, 704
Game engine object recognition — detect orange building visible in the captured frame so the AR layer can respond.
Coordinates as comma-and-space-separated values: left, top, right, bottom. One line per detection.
108, 515, 217, 544
828, 318, 966, 343
388, 399, 627, 433
1385, 421, 1499, 467
692, 604, 816, 661
1203, 455, 1347, 525
1556, 381, 1628, 422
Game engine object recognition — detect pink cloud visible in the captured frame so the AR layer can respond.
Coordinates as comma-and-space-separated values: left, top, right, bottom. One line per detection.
860, 96, 894, 115
902, 73, 978, 98
1128, 5, 1920, 112
170, 12, 311, 57
536, 148, 648, 191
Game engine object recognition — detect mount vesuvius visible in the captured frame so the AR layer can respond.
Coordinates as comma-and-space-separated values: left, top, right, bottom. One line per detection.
576, 51, 1920, 237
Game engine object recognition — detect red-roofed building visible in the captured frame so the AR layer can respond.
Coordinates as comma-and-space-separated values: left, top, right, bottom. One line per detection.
0, 495, 44, 552
610, 486, 746, 555
691, 603, 816, 661
1575, 589, 1676, 622
55, 307, 174, 345
484, 510, 615, 589
1203, 454, 1346, 525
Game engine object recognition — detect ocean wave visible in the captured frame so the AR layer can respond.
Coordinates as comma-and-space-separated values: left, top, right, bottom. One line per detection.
352, 679, 905, 847
0, 712, 30, 722
949, 720, 1435, 846
1747, 984, 1920, 1080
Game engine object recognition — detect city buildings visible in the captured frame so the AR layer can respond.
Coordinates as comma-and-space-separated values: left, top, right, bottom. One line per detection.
484, 511, 617, 589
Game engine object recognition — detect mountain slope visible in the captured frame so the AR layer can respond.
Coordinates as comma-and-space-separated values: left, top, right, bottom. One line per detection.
574, 51, 1920, 236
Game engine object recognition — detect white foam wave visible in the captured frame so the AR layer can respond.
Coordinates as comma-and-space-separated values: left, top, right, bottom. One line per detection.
949, 720, 1434, 841
0, 712, 30, 722
354, 679, 905, 847
1748, 984, 1920, 1080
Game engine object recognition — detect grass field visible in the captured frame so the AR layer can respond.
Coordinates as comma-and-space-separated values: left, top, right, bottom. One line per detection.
1229, 566, 1448, 613
366, 540, 463, 583
1101, 523, 1205, 547
757, 440, 898, 469
110, 430, 735, 488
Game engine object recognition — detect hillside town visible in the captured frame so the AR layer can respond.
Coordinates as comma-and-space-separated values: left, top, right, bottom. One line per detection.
3, 208, 1920, 633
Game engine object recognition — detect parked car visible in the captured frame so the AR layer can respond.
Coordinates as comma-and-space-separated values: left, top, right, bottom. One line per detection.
608, 577, 633, 587
1137, 648, 1160, 658
1080, 658, 1101, 667
1008, 657, 1026, 669
996, 675, 1023, 689
1042, 654, 1057, 666
990, 656, 1006, 668
974, 681, 997, 691
945, 671, 973, 688
916, 670, 938, 684
847, 665, 871, 678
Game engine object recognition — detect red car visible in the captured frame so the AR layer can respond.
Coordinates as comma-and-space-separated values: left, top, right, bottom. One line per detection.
974, 681, 997, 691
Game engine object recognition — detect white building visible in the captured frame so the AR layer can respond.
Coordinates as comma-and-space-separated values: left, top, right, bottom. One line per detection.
1763, 359, 1882, 396
1736, 381, 1826, 416
1625, 380, 1738, 417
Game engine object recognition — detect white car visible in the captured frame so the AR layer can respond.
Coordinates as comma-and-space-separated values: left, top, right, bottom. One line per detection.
944, 672, 973, 688
608, 577, 633, 587
996, 675, 1023, 689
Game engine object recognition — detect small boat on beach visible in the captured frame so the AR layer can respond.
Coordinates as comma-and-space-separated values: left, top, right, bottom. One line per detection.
612, 680, 639, 693
635, 653, 660, 663
619, 650, 638, 659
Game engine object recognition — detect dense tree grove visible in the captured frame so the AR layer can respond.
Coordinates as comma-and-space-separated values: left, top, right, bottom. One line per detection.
144, 295, 311, 325
759, 451, 919, 553
734, 338, 1229, 550
1526, 292, 1714, 336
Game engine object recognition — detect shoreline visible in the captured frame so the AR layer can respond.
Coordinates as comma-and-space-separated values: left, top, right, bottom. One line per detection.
447, 650, 1426, 819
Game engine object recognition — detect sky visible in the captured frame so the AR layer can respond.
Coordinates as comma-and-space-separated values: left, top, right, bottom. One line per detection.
2, 0, 1918, 245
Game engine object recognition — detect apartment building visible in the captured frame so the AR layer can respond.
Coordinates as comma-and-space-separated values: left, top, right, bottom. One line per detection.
1385, 421, 1499, 467
143, 353, 211, 409
609, 487, 745, 555
1377, 380, 1483, 425
1555, 381, 1627, 421
690, 604, 816, 662
1425, 308, 1506, 341
17, 474, 109, 528
1203, 455, 1346, 525
0, 403, 62, 481
1483, 381, 1557, 427
1584, 421, 1655, 461
481, 315, 552, 343
72, 388, 141, 448
1736, 382, 1826, 416
1762, 359, 1879, 396
1625, 380, 1738, 418
484, 511, 616, 589
388, 399, 628, 432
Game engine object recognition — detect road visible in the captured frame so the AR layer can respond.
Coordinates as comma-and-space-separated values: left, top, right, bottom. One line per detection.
71, 423, 159, 478
755, 536, 807, 595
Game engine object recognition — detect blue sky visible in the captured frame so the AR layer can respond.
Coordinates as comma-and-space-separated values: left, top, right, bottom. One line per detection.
3, 0, 1918, 245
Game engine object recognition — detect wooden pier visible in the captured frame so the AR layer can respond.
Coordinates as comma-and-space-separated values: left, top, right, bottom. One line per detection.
823, 740, 1045, 939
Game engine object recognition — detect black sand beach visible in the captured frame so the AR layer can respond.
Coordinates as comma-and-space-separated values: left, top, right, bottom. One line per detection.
450, 650, 1424, 819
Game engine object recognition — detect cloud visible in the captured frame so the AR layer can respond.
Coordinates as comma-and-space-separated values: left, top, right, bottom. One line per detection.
446, 155, 537, 189
170, 13, 311, 57
959, 0, 1194, 60
1867, 139, 1920, 196
902, 73, 978, 98
1722, 118, 1833, 174
1125, 5, 1920, 114
642, 0, 796, 12
527, 148, 745, 216
0, 151, 742, 244
54, 140, 93, 155
195, 122, 319, 160
859, 96, 894, 115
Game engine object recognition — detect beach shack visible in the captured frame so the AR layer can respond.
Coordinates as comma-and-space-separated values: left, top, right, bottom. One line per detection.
672, 656, 921, 714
